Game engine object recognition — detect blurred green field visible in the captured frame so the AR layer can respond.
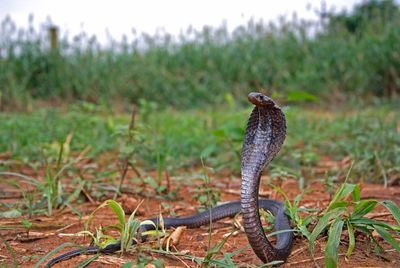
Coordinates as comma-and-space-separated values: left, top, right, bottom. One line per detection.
1, 101, 398, 184
0, 0, 399, 109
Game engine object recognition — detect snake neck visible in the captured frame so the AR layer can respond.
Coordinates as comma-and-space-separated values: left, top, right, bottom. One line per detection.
241, 172, 276, 263
240, 97, 289, 263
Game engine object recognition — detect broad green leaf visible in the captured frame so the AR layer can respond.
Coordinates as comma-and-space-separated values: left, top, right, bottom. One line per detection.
142, 230, 167, 237
351, 218, 393, 230
372, 239, 390, 261
145, 176, 158, 188
97, 235, 118, 248
103, 224, 123, 232
106, 200, 126, 227
351, 184, 360, 202
126, 219, 141, 250
85, 200, 125, 231
310, 207, 347, 259
352, 224, 373, 235
373, 224, 400, 252
345, 220, 355, 261
141, 220, 157, 227
122, 263, 135, 268
352, 200, 378, 219
211, 128, 226, 138
380, 200, 400, 225
287, 91, 319, 102
127, 199, 144, 227
299, 225, 311, 240
329, 200, 350, 210
21, 219, 32, 228
201, 144, 217, 158
325, 218, 344, 268
327, 183, 356, 211
74, 230, 96, 241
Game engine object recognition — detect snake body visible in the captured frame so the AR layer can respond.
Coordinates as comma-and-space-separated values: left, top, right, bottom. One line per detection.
45, 92, 292, 267
241, 92, 292, 262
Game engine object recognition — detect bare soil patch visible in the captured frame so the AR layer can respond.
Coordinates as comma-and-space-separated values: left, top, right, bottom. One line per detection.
1, 163, 399, 267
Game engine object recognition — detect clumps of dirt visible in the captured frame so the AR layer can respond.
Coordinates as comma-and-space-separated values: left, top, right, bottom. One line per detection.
0, 174, 399, 267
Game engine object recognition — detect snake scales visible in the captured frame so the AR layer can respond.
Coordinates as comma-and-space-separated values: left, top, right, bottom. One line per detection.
45, 92, 293, 267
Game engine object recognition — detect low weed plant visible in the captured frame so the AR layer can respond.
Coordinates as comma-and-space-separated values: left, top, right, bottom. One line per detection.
309, 183, 400, 267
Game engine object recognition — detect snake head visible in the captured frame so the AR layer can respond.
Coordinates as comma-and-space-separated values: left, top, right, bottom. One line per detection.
248, 92, 275, 107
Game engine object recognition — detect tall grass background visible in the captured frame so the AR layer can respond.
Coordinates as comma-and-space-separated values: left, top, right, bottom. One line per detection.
1, 0, 399, 110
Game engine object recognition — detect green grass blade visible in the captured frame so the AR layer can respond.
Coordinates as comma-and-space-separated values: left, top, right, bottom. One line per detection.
310, 207, 346, 260
74, 253, 101, 268
372, 239, 391, 261
351, 184, 360, 202
352, 224, 373, 235
287, 91, 319, 101
225, 244, 250, 258
373, 224, 400, 252
34, 242, 89, 268
265, 228, 296, 238
0, 172, 42, 186
102, 224, 124, 232
221, 252, 235, 266
0, 233, 18, 267
351, 218, 393, 230
121, 263, 135, 268
310, 208, 346, 241
325, 218, 344, 268
327, 183, 356, 211
352, 200, 378, 219
126, 219, 141, 249
64, 180, 86, 205
258, 260, 285, 267
345, 220, 355, 261
56, 141, 64, 174
380, 200, 400, 225
85, 200, 125, 231
269, 184, 292, 210
329, 200, 350, 210
64, 201, 83, 217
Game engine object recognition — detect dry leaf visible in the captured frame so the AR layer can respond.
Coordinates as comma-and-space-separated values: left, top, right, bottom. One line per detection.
162, 226, 186, 251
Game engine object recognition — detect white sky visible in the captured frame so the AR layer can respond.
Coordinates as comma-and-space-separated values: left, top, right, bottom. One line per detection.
1, 0, 364, 43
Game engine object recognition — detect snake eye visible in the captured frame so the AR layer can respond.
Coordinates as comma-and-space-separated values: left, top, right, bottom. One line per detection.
259, 95, 264, 101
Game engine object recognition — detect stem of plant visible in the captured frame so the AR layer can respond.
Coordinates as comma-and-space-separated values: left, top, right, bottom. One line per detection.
374, 151, 388, 188
52, 141, 64, 203
114, 105, 136, 200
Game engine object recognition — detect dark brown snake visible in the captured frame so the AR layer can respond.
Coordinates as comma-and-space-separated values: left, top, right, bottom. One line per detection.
44, 92, 293, 267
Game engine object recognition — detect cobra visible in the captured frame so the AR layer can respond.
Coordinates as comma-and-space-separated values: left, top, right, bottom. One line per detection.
45, 92, 293, 267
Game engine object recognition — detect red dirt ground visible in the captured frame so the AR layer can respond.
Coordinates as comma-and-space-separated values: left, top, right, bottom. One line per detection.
1, 157, 399, 267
